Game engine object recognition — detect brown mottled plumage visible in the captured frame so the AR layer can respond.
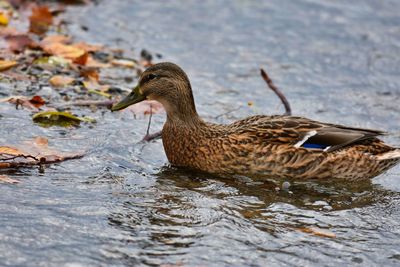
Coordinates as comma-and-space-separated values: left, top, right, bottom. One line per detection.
112, 62, 400, 180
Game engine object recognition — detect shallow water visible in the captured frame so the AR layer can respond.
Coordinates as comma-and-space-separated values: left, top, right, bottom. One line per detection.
1, 0, 400, 266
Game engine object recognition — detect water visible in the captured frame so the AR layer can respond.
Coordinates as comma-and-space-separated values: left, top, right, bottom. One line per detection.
1, 0, 400, 266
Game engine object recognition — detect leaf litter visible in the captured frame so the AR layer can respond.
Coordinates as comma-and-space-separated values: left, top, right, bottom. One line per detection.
0, 0, 163, 178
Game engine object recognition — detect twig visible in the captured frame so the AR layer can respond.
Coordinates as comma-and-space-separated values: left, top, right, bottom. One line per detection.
260, 68, 291, 115
141, 106, 162, 142
54, 100, 116, 110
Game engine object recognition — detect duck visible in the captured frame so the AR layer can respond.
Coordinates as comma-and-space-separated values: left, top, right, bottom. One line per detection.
111, 62, 400, 180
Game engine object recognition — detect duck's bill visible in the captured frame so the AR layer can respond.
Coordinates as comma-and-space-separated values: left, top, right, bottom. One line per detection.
111, 85, 145, 111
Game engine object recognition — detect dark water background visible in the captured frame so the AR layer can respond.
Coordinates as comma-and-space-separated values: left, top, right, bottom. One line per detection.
1, 0, 400, 266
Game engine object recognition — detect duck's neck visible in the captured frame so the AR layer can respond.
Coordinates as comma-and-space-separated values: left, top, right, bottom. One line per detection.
161, 84, 205, 128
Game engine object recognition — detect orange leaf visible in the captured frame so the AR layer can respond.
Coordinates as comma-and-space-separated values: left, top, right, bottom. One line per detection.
73, 42, 103, 52
73, 51, 88, 65
42, 42, 85, 61
0, 60, 17, 71
111, 59, 135, 68
49, 75, 74, 87
29, 95, 46, 108
29, 5, 53, 35
41, 35, 71, 45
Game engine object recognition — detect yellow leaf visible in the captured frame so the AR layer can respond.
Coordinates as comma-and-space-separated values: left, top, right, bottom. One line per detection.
0, 60, 17, 71
0, 12, 9, 26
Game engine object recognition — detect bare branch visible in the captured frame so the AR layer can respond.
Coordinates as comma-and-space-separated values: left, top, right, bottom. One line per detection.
260, 68, 291, 115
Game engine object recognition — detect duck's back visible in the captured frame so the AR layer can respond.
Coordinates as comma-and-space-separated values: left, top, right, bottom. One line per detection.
162, 115, 400, 180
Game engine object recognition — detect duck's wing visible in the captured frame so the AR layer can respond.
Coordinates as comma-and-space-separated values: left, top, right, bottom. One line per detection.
230, 115, 385, 152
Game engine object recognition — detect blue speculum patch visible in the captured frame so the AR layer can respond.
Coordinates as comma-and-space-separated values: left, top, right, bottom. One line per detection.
301, 143, 329, 149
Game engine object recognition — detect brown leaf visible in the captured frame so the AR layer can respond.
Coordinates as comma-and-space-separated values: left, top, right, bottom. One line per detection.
49, 75, 74, 87
73, 51, 88, 65
0, 137, 84, 169
0, 95, 46, 110
80, 68, 99, 81
4, 34, 38, 52
297, 227, 336, 238
0, 175, 19, 184
42, 42, 86, 61
29, 5, 53, 35
0, 60, 17, 71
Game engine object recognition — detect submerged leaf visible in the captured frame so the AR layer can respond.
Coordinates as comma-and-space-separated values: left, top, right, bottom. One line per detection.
32, 110, 95, 127
0, 136, 84, 169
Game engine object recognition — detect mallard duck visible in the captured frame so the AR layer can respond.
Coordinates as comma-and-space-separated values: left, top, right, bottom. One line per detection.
111, 62, 400, 180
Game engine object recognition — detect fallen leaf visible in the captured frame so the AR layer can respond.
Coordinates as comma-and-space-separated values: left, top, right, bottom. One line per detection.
4, 34, 37, 52
111, 59, 135, 68
73, 51, 88, 65
0, 11, 9, 26
32, 110, 96, 127
29, 5, 53, 35
49, 75, 74, 87
41, 34, 71, 45
79, 68, 99, 81
126, 100, 164, 116
42, 42, 86, 61
33, 56, 70, 68
297, 227, 336, 238
0, 175, 19, 184
0, 95, 46, 110
73, 42, 103, 52
0, 137, 84, 169
83, 79, 110, 93
0, 60, 17, 71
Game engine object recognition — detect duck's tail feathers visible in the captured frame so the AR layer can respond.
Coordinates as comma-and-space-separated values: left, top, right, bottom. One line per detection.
376, 149, 400, 161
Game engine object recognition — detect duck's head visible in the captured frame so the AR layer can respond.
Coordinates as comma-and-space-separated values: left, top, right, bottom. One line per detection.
111, 62, 198, 122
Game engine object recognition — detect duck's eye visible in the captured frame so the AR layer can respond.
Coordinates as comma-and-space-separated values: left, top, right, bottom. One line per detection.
147, 74, 157, 81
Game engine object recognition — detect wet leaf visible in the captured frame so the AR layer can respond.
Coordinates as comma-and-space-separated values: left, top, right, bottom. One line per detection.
126, 100, 164, 116
0, 175, 19, 184
111, 59, 135, 68
32, 110, 96, 127
33, 56, 70, 68
0, 95, 46, 110
29, 95, 46, 108
80, 68, 99, 81
83, 79, 110, 93
297, 227, 336, 238
0, 32, 38, 53
41, 34, 71, 45
42, 42, 86, 61
29, 5, 53, 35
49, 75, 74, 87
73, 42, 102, 52
0, 60, 17, 71
0, 11, 9, 26
0, 136, 84, 169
